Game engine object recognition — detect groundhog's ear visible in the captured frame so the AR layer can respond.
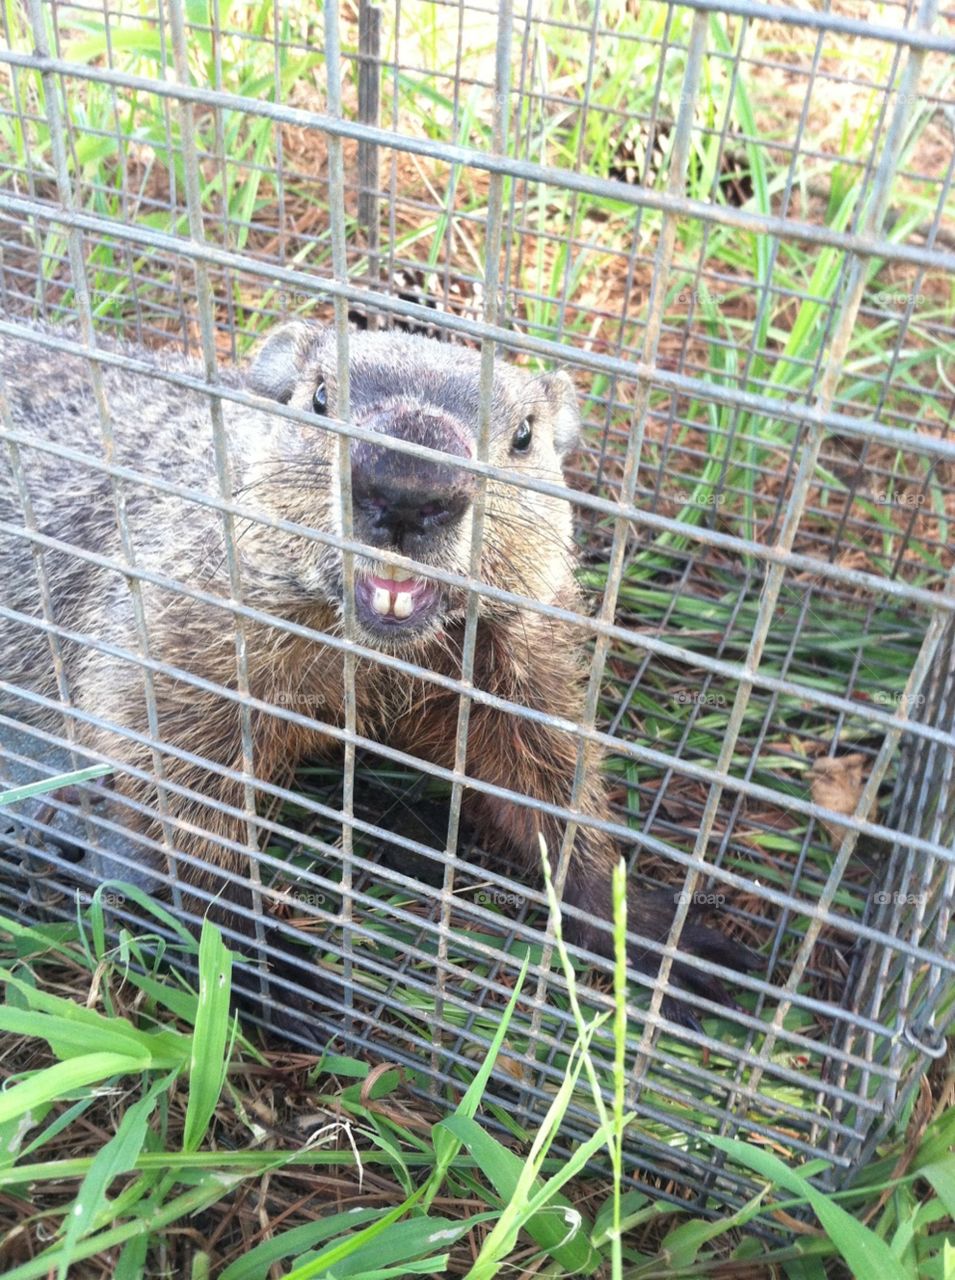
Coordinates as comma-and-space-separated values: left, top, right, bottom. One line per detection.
539, 370, 581, 459
248, 321, 320, 405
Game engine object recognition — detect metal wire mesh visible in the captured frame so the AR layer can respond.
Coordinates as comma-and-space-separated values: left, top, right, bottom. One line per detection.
0, 0, 953, 1215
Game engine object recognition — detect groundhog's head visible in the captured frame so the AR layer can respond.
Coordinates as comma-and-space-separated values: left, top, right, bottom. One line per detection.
245, 321, 581, 650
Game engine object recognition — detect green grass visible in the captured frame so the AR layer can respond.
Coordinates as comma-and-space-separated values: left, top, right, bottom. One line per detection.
2, 0, 326, 321
4, 0, 952, 439
0, 887, 951, 1278
585, 575, 925, 786
0, 764, 112, 807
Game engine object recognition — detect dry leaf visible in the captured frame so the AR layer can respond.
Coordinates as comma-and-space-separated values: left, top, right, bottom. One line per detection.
808, 752, 870, 847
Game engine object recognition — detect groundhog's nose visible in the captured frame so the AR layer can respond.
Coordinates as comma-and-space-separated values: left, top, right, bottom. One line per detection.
351, 476, 472, 551
350, 407, 475, 553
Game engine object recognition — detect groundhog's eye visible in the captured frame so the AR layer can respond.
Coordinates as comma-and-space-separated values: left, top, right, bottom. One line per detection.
312, 378, 328, 416
511, 416, 533, 454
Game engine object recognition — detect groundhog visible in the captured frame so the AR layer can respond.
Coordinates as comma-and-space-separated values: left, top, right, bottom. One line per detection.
0, 320, 752, 1025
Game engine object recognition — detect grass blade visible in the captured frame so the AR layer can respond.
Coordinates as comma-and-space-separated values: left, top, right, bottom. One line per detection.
709, 1136, 911, 1280
56, 1069, 178, 1280
219, 1209, 384, 1280
441, 1112, 601, 1276
0, 1054, 156, 1126
0, 764, 111, 806
182, 921, 235, 1153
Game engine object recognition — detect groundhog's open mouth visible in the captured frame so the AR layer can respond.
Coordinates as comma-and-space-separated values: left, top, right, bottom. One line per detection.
353, 561, 443, 641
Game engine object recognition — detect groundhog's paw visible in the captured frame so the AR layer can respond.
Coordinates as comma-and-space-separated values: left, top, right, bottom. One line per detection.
627, 889, 763, 1027
229, 949, 344, 1051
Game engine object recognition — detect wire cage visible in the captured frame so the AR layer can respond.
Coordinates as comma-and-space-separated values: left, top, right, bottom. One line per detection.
0, 0, 953, 1218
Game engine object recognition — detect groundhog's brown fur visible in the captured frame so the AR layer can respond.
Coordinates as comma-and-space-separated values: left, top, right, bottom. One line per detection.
0, 321, 749, 1023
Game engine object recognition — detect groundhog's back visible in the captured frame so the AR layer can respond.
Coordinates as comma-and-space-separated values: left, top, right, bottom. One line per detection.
0, 328, 255, 722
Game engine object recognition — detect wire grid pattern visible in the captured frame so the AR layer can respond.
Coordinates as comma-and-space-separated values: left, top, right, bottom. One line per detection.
0, 0, 953, 1212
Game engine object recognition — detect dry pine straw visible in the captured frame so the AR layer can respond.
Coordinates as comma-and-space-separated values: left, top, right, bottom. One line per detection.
0, 942, 702, 1278
0, 938, 947, 1275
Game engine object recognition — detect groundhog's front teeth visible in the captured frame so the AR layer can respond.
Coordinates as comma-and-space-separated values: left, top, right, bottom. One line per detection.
392, 591, 414, 619
369, 584, 415, 618
353, 562, 442, 641
366, 562, 421, 619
